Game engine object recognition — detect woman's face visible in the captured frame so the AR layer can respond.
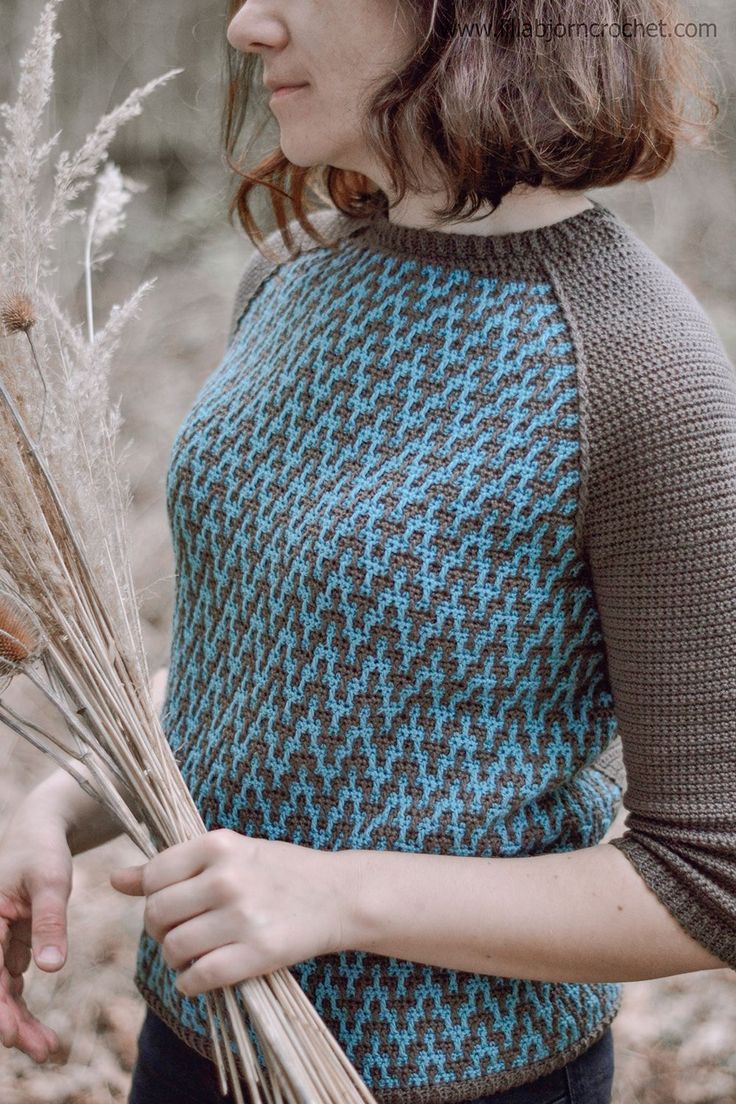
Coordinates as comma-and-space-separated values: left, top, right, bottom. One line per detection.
226, 0, 418, 184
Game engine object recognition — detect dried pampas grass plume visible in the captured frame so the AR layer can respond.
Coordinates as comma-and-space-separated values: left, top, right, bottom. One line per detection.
0, 290, 37, 335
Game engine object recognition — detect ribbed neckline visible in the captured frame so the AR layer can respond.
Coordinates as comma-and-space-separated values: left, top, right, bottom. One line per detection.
341, 196, 619, 275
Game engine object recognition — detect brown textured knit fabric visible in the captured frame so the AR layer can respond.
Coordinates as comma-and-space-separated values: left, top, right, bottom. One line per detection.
569, 224, 736, 966
132, 198, 735, 1104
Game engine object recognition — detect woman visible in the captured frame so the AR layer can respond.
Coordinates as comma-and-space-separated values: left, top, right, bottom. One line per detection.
1, 2, 734, 1103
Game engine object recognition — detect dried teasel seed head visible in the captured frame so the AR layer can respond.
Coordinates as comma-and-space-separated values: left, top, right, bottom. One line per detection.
0, 291, 37, 336
0, 590, 45, 678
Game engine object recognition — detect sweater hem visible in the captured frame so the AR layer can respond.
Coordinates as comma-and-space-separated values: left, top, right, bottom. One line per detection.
133, 975, 623, 1104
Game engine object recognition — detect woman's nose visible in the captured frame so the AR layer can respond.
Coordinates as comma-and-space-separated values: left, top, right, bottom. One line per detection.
226, 2, 289, 53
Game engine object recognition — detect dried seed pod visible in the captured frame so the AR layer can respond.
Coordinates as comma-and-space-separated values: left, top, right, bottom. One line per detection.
0, 291, 36, 336
0, 589, 45, 679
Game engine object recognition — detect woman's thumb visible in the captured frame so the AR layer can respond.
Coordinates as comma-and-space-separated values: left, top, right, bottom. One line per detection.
30, 885, 69, 971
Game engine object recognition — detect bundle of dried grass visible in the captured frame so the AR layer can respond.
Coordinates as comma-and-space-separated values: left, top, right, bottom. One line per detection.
0, 3, 378, 1102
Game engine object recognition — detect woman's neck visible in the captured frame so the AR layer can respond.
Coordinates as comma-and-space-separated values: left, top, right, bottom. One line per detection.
384, 184, 594, 237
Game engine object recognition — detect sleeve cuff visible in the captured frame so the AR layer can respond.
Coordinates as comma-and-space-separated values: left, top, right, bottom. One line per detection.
609, 834, 736, 971
593, 737, 626, 793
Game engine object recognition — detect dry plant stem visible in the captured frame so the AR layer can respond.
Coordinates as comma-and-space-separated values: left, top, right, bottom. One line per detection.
0, 403, 167, 804
204, 995, 231, 1098
239, 982, 325, 1104
273, 975, 340, 1093
263, 974, 342, 1100
265, 1057, 287, 1104
212, 989, 264, 1101
255, 1024, 297, 1104
0, 697, 73, 760
0, 659, 123, 801
221, 967, 333, 1104
204, 989, 252, 1104
41, 646, 149, 800
74, 745, 153, 855
0, 693, 151, 856
0, 700, 108, 804
260, 1002, 313, 1104
84, 210, 97, 343
253, 982, 328, 1100
209, 989, 259, 1099
269, 973, 355, 1104
0, 379, 106, 608
0, 414, 150, 760
23, 663, 124, 780
0, 442, 80, 606
75, 364, 149, 677
0, 379, 149, 711
68, 411, 150, 697
22, 330, 47, 440
5, 654, 161, 857
270, 972, 377, 1104
35, 586, 183, 827
43, 644, 158, 825
44, 638, 176, 840
66, 366, 149, 677
220, 1028, 248, 1104
46, 613, 151, 771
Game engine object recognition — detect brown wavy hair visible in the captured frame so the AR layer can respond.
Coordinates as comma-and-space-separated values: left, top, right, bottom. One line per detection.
221, 0, 720, 260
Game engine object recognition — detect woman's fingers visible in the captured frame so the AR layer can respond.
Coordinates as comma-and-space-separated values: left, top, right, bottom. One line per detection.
5, 936, 31, 978
8, 973, 63, 1057
0, 931, 63, 1063
0, 826, 73, 1064
28, 881, 69, 972
0, 980, 59, 1064
14, 989, 60, 1061
4, 916, 32, 977
0, 987, 17, 1041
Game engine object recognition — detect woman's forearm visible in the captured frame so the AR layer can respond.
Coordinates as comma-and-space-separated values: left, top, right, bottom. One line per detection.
343, 835, 728, 983
21, 766, 127, 857
19, 664, 170, 857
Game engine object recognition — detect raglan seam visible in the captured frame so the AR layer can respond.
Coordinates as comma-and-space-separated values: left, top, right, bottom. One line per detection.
528, 236, 627, 798
225, 207, 362, 350
526, 238, 593, 566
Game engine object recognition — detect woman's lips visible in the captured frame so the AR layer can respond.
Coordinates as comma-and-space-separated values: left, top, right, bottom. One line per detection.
270, 84, 309, 102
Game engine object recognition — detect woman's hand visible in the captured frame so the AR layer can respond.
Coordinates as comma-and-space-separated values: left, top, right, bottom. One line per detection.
0, 809, 72, 1063
109, 829, 356, 996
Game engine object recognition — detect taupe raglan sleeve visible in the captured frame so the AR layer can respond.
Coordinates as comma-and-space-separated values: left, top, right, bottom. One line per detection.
578, 254, 736, 971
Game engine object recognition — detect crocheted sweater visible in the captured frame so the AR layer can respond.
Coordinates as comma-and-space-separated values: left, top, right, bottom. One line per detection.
134, 197, 736, 1103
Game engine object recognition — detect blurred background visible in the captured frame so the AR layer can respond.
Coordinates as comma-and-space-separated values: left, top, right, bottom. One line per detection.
0, 1, 735, 1101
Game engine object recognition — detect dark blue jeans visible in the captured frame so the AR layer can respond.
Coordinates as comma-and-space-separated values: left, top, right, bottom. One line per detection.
128, 1006, 614, 1104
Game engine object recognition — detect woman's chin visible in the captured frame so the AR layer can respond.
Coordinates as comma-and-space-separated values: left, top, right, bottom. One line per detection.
278, 145, 321, 169
277, 137, 336, 169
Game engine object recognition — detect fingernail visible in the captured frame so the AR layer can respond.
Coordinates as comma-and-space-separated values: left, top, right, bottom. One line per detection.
37, 947, 63, 967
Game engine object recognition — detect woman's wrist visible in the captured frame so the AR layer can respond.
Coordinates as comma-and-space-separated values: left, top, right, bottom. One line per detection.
337, 848, 378, 953
150, 664, 169, 718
